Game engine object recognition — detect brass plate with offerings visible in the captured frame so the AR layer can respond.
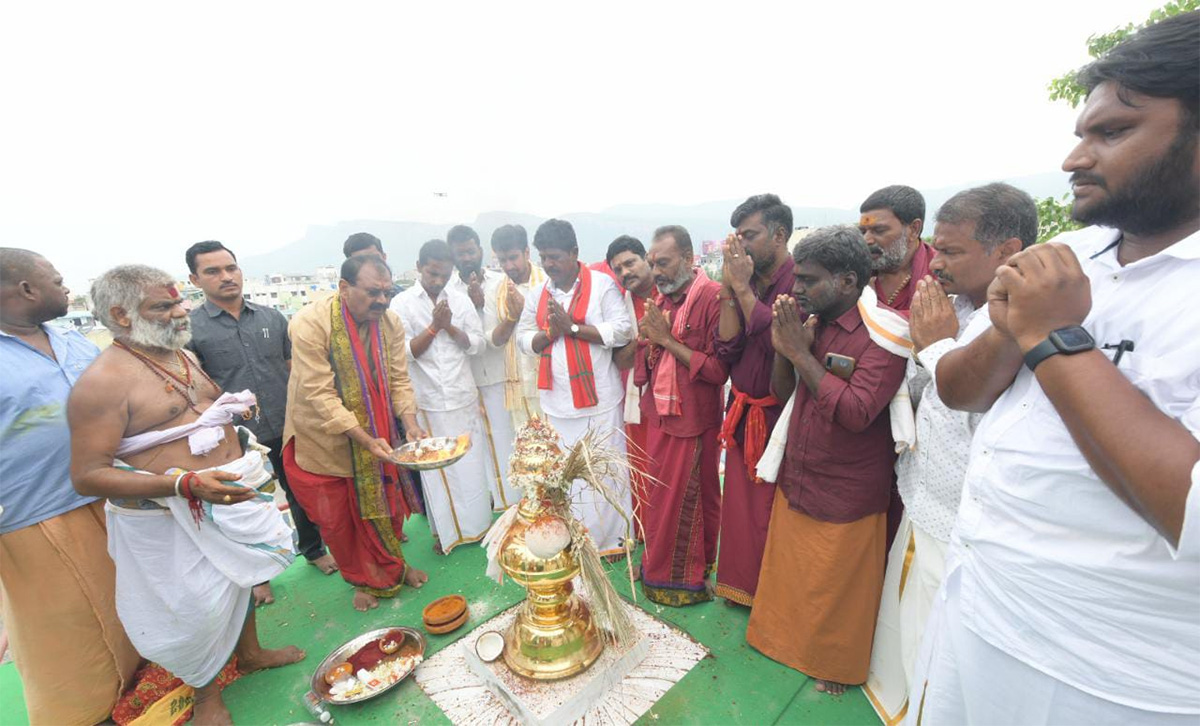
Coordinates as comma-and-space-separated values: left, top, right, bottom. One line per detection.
391, 434, 471, 471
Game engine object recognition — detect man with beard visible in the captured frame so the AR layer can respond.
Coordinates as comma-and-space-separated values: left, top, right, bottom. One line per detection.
69, 265, 305, 726
913, 14, 1200, 723
712, 193, 796, 607
862, 183, 1037, 724
185, 241, 338, 610
284, 255, 429, 612
633, 226, 727, 604
0, 250, 139, 725
858, 185, 932, 551
484, 224, 546, 429
517, 219, 634, 555
858, 185, 932, 314
607, 235, 655, 539
392, 240, 494, 552
446, 225, 521, 509
746, 226, 907, 696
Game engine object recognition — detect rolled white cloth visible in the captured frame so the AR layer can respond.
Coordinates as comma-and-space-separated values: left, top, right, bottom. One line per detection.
115, 390, 258, 458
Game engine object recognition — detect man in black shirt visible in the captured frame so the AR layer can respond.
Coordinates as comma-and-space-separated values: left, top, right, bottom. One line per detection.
185, 241, 337, 605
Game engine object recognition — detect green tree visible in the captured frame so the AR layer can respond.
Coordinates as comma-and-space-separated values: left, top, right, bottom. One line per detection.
1037, 194, 1080, 243
1047, 0, 1199, 107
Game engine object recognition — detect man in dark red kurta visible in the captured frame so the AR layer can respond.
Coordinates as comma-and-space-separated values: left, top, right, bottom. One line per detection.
633, 226, 728, 605
857, 184, 933, 550
713, 194, 796, 607
747, 226, 907, 696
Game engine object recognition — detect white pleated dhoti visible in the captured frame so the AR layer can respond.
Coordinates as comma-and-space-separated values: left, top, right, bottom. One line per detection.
905, 569, 1194, 726
419, 405, 494, 553
478, 382, 521, 510
865, 515, 947, 725
106, 450, 295, 686
547, 405, 633, 555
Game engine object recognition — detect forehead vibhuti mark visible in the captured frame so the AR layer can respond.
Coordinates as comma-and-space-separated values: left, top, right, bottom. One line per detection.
859, 214, 878, 227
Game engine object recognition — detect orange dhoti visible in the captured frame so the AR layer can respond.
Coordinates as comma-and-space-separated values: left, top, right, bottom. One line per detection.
746, 488, 886, 685
0, 500, 140, 725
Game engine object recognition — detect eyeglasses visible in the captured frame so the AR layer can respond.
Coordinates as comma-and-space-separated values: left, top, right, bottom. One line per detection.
352, 285, 395, 300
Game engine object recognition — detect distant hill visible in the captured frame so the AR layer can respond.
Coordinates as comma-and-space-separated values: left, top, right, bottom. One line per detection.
240, 171, 1069, 276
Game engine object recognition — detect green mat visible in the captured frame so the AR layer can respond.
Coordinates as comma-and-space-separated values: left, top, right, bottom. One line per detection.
0, 513, 880, 725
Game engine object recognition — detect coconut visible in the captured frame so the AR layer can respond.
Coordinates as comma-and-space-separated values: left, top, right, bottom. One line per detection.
525, 514, 571, 559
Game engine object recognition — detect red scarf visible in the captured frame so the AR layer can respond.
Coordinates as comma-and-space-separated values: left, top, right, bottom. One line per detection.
338, 301, 409, 519
719, 384, 780, 483
536, 263, 599, 409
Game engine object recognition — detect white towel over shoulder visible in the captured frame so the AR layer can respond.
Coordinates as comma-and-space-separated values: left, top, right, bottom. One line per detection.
758, 286, 915, 483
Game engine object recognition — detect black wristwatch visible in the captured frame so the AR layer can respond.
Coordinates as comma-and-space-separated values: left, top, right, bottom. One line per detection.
1023, 325, 1095, 372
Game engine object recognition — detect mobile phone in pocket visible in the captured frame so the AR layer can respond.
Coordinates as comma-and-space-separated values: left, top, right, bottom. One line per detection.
825, 353, 857, 380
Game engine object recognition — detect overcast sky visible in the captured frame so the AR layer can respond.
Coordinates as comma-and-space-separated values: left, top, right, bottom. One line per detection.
1, 0, 1164, 288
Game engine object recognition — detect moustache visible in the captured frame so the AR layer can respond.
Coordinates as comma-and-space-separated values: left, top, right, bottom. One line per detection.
369, 303, 388, 311
933, 271, 953, 283
1070, 171, 1106, 188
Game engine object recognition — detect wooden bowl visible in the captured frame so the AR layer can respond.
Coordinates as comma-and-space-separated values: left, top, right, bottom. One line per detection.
422, 595, 467, 627
424, 608, 468, 635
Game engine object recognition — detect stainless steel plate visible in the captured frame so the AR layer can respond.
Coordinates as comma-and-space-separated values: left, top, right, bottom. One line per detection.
391, 435, 471, 471
310, 626, 426, 705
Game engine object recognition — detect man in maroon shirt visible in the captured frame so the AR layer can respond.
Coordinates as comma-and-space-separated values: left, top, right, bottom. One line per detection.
746, 225, 907, 696
712, 193, 796, 607
634, 226, 728, 605
858, 184, 932, 549
858, 185, 932, 314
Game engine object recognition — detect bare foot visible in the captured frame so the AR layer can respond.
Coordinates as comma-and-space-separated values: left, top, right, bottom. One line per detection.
252, 583, 274, 607
353, 589, 380, 612
239, 645, 306, 673
814, 679, 846, 696
308, 553, 339, 575
432, 540, 445, 556
191, 691, 233, 726
401, 532, 409, 543
405, 567, 429, 588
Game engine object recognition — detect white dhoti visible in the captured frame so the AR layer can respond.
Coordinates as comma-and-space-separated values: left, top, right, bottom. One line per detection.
905, 570, 1193, 726
419, 405, 494, 553
106, 450, 295, 686
866, 515, 946, 725
547, 405, 633, 555
478, 382, 521, 510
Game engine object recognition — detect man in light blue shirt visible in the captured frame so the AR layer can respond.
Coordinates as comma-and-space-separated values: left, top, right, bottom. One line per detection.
0, 248, 138, 724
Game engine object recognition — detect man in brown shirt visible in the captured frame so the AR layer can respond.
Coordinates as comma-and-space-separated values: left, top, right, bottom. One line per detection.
282, 255, 429, 612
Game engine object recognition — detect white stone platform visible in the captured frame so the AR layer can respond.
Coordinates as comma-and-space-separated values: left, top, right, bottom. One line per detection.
414, 602, 708, 725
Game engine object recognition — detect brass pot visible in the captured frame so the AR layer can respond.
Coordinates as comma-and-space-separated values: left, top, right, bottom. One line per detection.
498, 495, 603, 680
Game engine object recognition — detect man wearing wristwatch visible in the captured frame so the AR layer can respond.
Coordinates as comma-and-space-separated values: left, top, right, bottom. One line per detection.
914, 14, 1200, 724
516, 219, 634, 556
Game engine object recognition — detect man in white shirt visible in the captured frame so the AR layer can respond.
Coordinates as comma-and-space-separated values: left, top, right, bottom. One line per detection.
909, 15, 1200, 724
864, 182, 1037, 724
517, 219, 635, 555
446, 224, 521, 510
391, 240, 492, 554
485, 225, 547, 434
